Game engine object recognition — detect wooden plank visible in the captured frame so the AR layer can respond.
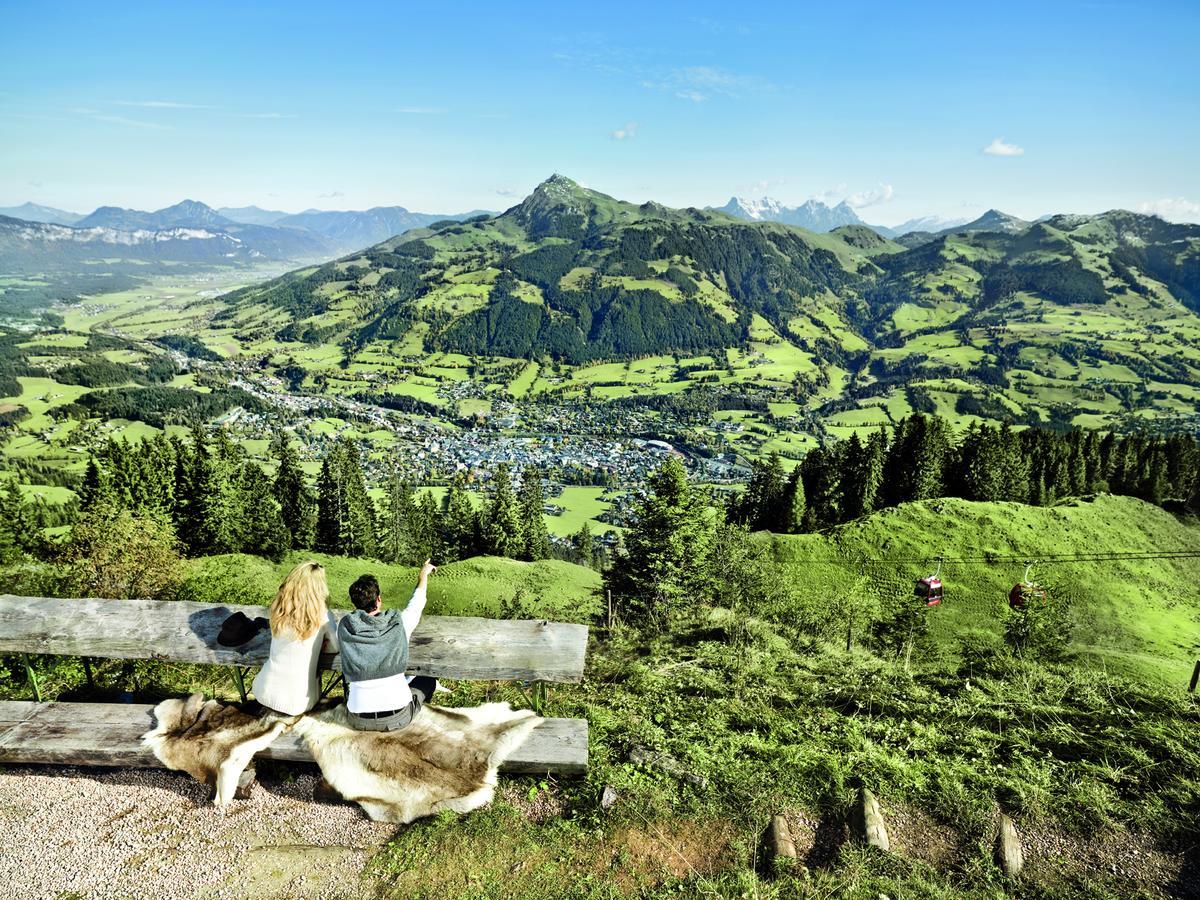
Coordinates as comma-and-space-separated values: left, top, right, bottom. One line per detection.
0, 701, 588, 775
0, 595, 588, 683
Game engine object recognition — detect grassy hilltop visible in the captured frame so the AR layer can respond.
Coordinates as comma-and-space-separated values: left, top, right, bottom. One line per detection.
4, 491, 1199, 897
766, 493, 1200, 686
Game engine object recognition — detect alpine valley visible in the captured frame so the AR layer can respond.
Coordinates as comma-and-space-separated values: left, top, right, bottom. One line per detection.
2, 173, 1199, 515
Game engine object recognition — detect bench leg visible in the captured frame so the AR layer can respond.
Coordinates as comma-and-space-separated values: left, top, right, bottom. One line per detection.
22, 654, 41, 702
319, 671, 344, 701
81, 657, 94, 690
313, 776, 344, 804
231, 666, 249, 704
234, 766, 256, 800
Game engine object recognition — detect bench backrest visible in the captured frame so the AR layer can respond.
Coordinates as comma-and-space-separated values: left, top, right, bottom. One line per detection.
0, 595, 588, 683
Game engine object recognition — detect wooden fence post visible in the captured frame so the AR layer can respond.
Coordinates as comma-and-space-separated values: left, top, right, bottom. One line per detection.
859, 787, 890, 852
606, 589, 613, 629
1189, 660, 1199, 693
995, 813, 1024, 877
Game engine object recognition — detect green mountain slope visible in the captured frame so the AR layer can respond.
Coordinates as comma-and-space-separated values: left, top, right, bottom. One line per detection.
208, 175, 1200, 441
764, 493, 1200, 685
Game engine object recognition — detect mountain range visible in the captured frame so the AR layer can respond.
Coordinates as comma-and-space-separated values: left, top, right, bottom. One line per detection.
0, 199, 492, 301
218, 174, 1200, 432
713, 195, 977, 238
0, 202, 84, 226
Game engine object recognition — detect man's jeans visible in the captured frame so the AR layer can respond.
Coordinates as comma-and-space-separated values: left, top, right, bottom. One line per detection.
347, 676, 437, 732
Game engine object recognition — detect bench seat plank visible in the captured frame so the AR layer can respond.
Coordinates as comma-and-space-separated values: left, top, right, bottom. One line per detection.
0, 595, 588, 683
0, 701, 588, 775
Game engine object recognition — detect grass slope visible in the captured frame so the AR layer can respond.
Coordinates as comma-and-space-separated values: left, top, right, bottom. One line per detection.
766, 493, 1200, 685
183, 551, 602, 621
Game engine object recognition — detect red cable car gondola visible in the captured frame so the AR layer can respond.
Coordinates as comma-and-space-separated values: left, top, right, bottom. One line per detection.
1009, 561, 1047, 608
915, 558, 944, 607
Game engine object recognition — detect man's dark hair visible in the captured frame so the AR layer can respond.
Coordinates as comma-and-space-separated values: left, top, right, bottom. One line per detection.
349, 574, 381, 611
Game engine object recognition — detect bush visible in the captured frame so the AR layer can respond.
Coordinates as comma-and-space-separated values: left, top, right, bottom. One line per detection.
56, 505, 183, 600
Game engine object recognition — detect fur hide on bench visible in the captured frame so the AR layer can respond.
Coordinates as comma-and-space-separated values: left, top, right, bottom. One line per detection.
142, 694, 543, 823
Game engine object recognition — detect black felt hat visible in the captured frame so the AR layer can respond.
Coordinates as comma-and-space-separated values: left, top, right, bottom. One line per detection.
217, 611, 270, 647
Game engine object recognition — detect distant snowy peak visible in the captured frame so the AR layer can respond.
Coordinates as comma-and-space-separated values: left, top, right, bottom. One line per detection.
715, 196, 864, 232
723, 196, 787, 221
873, 215, 973, 238
2, 217, 237, 246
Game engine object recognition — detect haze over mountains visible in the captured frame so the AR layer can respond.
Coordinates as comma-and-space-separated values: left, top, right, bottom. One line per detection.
2, 197, 487, 250
0, 202, 84, 226
5, 191, 1017, 248
0, 198, 491, 285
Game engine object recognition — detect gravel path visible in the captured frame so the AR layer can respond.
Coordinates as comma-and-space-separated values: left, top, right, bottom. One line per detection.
0, 764, 394, 899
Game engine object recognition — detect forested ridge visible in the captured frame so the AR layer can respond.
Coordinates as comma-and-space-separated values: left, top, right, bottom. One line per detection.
218, 177, 1200, 397
3, 415, 1188, 579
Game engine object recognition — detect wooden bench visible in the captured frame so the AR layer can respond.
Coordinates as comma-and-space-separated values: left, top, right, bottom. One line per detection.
0, 594, 590, 775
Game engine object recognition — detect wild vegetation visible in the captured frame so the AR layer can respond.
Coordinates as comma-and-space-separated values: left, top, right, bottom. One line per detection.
2, 448, 1198, 897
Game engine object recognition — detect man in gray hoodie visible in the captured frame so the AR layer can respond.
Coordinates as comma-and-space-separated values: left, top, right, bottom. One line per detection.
338, 560, 437, 731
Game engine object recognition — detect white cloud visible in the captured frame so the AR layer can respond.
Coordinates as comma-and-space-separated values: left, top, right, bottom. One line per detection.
317, 191, 345, 199
495, 188, 520, 198
239, 112, 297, 119
395, 106, 446, 115
1138, 197, 1200, 223
750, 178, 785, 193
610, 121, 638, 140
115, 100, 214, 109
983, 137, 1024, 157
644, 65, 775, 102
88, 114, 170, 130
846, 183, 895, 209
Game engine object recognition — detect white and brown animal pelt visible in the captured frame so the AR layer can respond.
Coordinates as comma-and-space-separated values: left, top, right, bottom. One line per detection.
293, 702, 542, 823
141, 693, 295, 807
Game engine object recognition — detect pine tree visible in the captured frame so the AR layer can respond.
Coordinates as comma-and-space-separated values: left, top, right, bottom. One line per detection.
441, 472, 479, 561
996, 423, 1030, 503
79, 457, 115, 511
144, 434, 177, 514
738, 452, 786, 530
191, 430, 243, 555
273, 429, 314, 549
840, 432, 883, 520
518, 469, 551, 560
380, 471, 416, 564
413, 491, 442, 562
0, 479, 36, 556
781, 467, 806, 533
238, 463, 289, 560
315, 439, 376, 557
481, 464, 524, 558
801, 445, 840, 530
572, 521, 595, 568
605, 457, 714, 621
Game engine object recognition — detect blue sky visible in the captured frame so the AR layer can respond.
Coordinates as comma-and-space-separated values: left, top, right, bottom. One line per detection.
2, 0, 1198, 225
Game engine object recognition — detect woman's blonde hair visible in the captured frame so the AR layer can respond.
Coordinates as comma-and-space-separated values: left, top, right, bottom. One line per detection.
269, 561, 329, 641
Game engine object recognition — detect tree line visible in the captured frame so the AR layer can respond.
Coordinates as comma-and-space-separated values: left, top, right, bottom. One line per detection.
75, 429, 600, 568
731, 415, 1200, 533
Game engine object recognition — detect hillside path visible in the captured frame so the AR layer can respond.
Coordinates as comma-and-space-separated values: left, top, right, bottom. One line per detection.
0, 764, 391, 899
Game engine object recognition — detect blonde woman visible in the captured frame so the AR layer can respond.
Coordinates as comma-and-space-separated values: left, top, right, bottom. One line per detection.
251, 561, 339, 716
